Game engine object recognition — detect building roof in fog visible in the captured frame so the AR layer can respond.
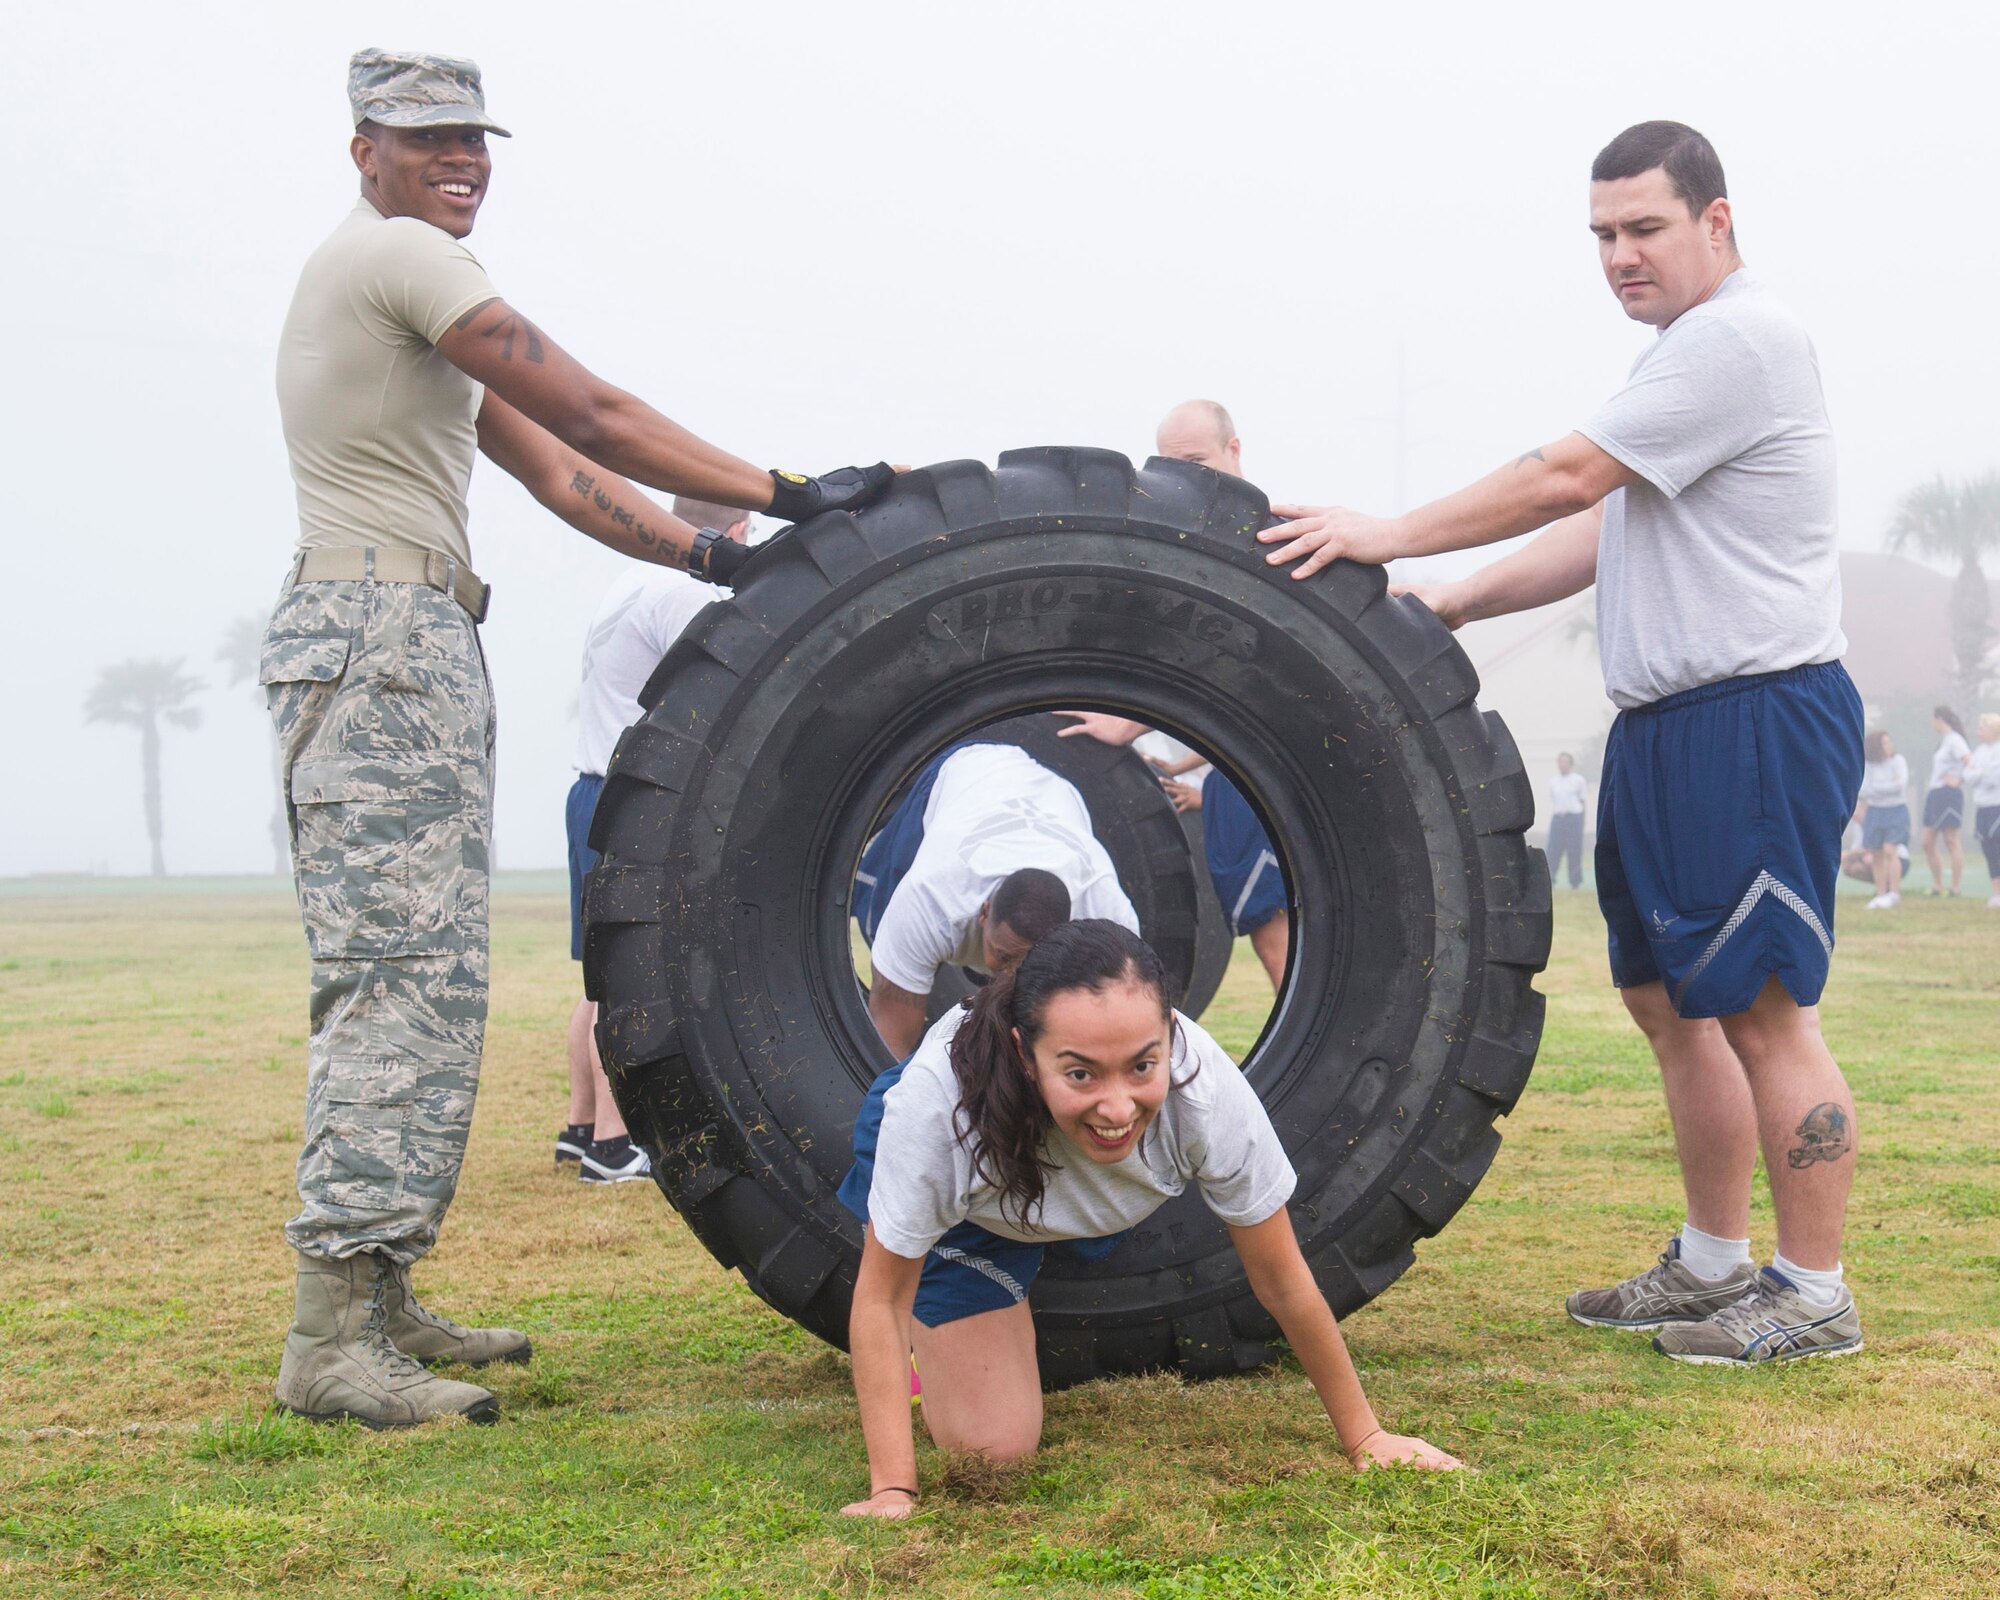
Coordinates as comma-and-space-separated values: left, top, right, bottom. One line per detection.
1837, 552, 1994, 704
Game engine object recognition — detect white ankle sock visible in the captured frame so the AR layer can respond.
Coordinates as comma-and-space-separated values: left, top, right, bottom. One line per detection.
1771, 1251, 1845, 1307
1678, 1221, 1752, 1282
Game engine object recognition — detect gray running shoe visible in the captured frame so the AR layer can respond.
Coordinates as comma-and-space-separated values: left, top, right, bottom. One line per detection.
1566, 1236, 1758, 1331
1652, 1267, 1863, 1366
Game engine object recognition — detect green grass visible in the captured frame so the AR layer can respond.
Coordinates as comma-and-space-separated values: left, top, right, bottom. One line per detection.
0, 879, 1996, 1598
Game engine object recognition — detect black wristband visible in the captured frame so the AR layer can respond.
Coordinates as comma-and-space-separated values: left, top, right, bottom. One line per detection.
690, 527, 750, 586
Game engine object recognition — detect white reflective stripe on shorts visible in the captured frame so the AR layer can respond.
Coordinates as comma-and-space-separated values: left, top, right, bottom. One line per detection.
1230, 850, 1280, 935
930, 1243, 1029, 1303
1673, 870, 1832, 1012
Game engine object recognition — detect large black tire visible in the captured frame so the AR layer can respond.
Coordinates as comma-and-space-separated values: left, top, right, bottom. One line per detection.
892, 711, 1232, 1024
585, 447, 1549, 1388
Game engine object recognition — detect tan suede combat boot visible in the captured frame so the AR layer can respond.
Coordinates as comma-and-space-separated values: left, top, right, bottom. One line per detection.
381, 1260, 533, 1368
275, 1253, 499, 1428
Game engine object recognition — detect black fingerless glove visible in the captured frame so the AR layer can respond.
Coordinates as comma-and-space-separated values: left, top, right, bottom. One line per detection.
690, 526, 753, 587
766, 462, 896, 523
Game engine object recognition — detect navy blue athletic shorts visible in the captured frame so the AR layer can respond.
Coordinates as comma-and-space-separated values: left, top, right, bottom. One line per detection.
1595, 661, 1863, 1020
565, 771, 606, 962
1201, 771, 1287, 936
1861, 803, 1911, 852
1922, 787, 1963, 831
837, 1060, 1127, 1327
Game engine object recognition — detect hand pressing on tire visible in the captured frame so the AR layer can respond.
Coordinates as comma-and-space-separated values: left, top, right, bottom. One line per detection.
766, 463, 899, 524
1161, 777, 1202, 814
840, 1487, 919, 1519
1390, 581, 1473, 631
1053, 711, 1149, 746
1259, 504, 1406, 578
1346, 1428, 1466, 1473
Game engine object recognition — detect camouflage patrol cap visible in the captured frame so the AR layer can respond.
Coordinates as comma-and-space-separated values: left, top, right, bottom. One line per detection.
348, 48, 512, 137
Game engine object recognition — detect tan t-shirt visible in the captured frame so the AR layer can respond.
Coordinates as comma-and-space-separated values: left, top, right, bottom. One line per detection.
277, 199, 500, 566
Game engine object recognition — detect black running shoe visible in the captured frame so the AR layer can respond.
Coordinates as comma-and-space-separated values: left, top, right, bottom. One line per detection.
580, 1136, 653, 1185
555, 1124, 591, 1167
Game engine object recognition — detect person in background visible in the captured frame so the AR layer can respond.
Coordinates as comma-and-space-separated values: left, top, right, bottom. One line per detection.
1965, 713, 2000, 910
560, 496, 750, 1184
854, 744, 1141, 1059
1855, 731, 1910, 910
1051, 401, 1292, 992
1919, 705, 1971, 897
1546, 753, 1589, 889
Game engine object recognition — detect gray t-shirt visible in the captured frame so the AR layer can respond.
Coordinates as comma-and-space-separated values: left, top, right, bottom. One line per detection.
865, 1007, 1297, 1257
1581, 270, 1846, 710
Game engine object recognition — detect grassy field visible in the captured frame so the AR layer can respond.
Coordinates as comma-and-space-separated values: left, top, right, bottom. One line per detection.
2, 876, 1996, 1599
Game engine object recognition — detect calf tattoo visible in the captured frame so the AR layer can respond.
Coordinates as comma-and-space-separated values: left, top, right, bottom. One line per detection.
1787, 1103, 1852, 1169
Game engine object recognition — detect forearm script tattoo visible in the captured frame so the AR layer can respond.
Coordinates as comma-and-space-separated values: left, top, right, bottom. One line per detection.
1786, 1103, 1852, 1169
569, 471, 668, 552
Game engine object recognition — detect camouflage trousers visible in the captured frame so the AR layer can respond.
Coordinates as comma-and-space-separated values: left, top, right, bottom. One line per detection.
260, 576, 494, 1265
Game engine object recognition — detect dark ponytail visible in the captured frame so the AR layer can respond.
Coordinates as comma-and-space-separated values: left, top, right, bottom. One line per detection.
947, 919, 1173, 1228
1936, 705, 1966, 739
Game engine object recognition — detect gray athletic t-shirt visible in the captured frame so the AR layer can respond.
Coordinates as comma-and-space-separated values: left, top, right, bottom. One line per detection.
865, 1008, 1297, 1258
1581, 271, 1846, 710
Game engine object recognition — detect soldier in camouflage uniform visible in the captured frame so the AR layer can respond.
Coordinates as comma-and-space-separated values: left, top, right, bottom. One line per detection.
267, 48, 893, 1427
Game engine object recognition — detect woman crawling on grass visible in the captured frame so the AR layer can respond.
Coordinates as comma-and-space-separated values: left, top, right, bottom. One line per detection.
837, 919, 1461, 1518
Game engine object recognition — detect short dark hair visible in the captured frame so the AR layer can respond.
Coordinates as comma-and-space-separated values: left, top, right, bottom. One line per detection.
1591, 121, 1729, 223
989, 868, 1071, 946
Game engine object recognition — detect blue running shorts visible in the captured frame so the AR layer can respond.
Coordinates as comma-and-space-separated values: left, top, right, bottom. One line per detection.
1860, 803, 1911, 852
1921, 787, 1963, 831
1595, 661, 1863, 1020
565, 771, 606, 962
1201, 771, 1287, 936
837, 1060, 1127, 1327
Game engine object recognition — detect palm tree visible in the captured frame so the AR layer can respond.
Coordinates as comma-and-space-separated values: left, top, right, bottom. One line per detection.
1887, 471, 2000, 702
84, 658, 205, 877
218, 615, 291, 875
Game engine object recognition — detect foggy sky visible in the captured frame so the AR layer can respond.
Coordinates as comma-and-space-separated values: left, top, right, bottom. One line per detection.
4, 0, 1995, 878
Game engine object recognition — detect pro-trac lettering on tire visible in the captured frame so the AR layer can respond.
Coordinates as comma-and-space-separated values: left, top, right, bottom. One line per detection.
925, 580, 1259, 661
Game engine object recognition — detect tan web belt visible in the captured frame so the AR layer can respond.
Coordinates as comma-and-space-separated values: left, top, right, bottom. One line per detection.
291, 546, 491, 623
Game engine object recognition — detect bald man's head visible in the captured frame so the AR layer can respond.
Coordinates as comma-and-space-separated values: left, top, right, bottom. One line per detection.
1155, 399, 1242, 477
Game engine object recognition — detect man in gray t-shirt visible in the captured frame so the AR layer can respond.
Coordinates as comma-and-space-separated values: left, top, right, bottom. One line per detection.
1261, 122, 1864, 1369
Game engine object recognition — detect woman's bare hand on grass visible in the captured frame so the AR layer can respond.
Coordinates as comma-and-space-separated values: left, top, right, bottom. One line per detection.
1347, 1428, 1465, 1473
840, 1488, 919, 1519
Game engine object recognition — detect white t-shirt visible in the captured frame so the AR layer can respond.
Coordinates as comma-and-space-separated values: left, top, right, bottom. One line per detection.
1966, 741, 2000, 808
866, 1007, 1298, 1256
572, 566, 722, 775
1928, 729, 1972, 791
1858, 755, 1908, 809
869, 745, 1141, 994
1134, 730, 1210, 785
1547, 771, 1588, 816
1582, 271, 1847, 710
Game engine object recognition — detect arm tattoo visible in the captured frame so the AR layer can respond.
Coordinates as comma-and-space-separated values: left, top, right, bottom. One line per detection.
569, 469, 663, 551
452, 301, 545, 363
1511, 447, 1547, 468
1786, 1103, 1852, 1168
